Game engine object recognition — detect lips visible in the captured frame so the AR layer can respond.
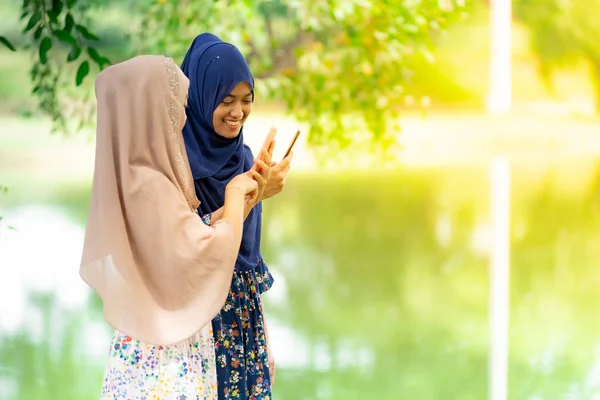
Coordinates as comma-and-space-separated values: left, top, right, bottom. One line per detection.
224, 119, 241, 128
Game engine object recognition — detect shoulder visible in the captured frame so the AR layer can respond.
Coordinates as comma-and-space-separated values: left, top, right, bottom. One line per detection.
243, 143, 254, 157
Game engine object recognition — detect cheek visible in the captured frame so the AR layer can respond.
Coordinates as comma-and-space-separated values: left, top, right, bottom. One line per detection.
242, 103, 252, 119
212, 106, 226, 125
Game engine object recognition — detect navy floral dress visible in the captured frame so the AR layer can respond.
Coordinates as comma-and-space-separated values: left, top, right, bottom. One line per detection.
201, 212, 274, 400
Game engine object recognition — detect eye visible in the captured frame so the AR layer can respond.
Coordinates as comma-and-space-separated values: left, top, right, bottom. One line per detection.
242, 99, 253, 104
222, 100, 233, 105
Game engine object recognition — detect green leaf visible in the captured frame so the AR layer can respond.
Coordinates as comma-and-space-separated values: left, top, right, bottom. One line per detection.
51, 0, 63, 16
55, 29, 77, 45
87, 47, 105, 67
29, 64, 39, 79
24, 10, 41, 32
47, 12, 60, 23
76, 60, 90, 86
75, 24, 99, 41
47, 10, 60, 23
67, 45, 81, 62
47, 0, 64, 23
39, 37, 53, 64
64, 13, 75, 32
0, 36, 16, 52
34, 25, 43, 39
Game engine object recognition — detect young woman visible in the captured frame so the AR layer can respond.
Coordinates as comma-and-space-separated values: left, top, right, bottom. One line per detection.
180, 33, 290, 399
80, 54, 269, 399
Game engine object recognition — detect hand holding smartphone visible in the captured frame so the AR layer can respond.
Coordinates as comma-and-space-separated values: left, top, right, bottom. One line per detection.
262, 127, 277, 157
252, 127, 277, 174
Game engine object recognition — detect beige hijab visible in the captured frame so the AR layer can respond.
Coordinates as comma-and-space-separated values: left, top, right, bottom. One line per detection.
80, 55, 240, 345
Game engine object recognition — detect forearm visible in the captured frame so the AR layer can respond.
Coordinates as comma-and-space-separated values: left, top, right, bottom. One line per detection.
220, 188, 246, 244
209, 207, 225, 224
208, 203, 252, 225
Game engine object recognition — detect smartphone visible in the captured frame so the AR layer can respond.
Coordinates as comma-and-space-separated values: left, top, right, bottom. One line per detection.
283, 129, 301, 160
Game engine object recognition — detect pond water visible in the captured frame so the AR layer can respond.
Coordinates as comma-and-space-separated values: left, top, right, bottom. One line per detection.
2, 160, 600, 399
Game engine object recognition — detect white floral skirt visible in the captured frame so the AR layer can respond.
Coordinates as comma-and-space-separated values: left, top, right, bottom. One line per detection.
101, 324, 218, 399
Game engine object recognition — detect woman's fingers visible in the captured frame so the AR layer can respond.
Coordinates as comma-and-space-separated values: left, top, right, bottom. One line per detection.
254, 149, 271, 177
253, 159, 270, 177
259, 147, 272, 165
248, 169, 267, 186
267, 139, 276, 158
251, 148, 272, 175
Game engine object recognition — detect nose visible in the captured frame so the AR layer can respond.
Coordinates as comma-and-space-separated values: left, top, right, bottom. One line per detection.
230, 102, 243, 119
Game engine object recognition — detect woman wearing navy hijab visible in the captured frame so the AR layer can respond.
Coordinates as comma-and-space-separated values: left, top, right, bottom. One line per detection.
181, 33, 276, 399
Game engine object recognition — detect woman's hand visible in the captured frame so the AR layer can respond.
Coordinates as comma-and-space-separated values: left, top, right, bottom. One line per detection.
251, 128, 275, 177
226, 173, 259, 202
245, 148, 271, 210
222, 173, 259, 240
268, 348, 276, 386
260, 152, 293, 201
263, 314, 275, 386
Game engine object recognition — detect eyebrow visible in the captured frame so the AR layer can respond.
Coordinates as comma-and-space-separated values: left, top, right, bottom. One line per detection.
225, 91, 253, 98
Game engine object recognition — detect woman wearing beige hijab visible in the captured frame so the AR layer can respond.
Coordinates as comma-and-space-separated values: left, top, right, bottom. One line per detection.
80, 55, 271, 399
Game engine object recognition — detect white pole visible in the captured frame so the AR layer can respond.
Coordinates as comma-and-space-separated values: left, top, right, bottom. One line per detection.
489, 157, 511, 400
487, 0, 512, 115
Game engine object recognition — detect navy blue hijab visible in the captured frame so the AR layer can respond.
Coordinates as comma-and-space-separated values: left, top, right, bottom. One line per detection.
181, 33, 262, 272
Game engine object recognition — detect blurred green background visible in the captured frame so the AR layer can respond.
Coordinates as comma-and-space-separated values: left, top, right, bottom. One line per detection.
2, 0, 600, 399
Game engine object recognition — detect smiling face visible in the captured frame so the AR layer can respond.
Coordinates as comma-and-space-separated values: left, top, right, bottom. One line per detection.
212, 82, 253, 139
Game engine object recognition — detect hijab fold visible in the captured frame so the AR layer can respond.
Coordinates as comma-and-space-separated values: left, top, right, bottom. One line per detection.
80, 55, 241, 346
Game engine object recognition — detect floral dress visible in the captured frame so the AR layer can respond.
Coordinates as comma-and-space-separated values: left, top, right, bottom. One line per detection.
101, 324, 218, 399
201, 212, 274, 400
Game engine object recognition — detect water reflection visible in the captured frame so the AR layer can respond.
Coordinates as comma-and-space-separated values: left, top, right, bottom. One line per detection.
0, 207, 109, 399
0, 206, 310, 399
2, 164, 600, 399
261, 170, 490, 399
0, 207, 89, 332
